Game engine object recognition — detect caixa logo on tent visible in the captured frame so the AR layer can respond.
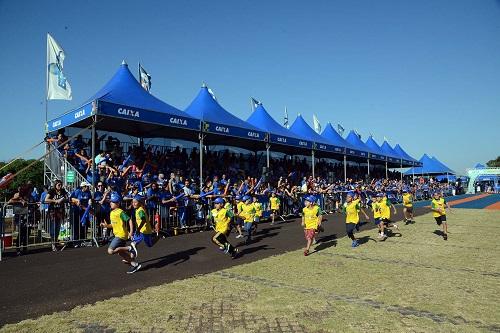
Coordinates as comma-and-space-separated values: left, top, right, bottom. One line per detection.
52, 120, 62, 127
169, 117, 188, 126
247, 131, 260, 138
74, 109, 86, 119
117, 108, 140, 118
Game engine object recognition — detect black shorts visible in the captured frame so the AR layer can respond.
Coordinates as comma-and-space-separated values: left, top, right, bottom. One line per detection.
345, 223, 357, 235
404, 206, 413, 213
435, 215, 447, 225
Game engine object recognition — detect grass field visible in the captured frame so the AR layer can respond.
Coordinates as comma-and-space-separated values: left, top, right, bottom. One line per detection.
2, 209, 500, 333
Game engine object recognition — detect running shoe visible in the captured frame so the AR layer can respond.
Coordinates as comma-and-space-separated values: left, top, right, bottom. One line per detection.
127, 263, 142, 274
304, 250, 309, 256
231, 249, 240, 259
443, 233, 448, 240
393, 224, 399, 230
351, 240, 360, 248
235, 234, 243, 239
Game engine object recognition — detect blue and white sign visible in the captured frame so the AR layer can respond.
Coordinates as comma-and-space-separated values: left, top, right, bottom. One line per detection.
204, 121, 265, 141
46, 101, 94, 132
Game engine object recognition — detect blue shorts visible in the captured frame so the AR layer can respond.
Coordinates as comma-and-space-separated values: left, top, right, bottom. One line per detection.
374, 218, 381, 225
345, 223, 357, 235
108, 237, 127, 250
235, 217, 244, 226
132, 232, 154, 247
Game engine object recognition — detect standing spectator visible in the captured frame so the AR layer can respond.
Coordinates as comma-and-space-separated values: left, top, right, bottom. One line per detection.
44, 180, 68, 251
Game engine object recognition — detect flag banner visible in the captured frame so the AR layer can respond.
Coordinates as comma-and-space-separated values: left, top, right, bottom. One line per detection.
337, 123, 344, 135
313, 114, 321, 134
139, 64, 151, 91
207, 87, 217, 101
284, 107, 289, 128
354, 130, 361, 140
251, 97, 260, 111
47, 33, 72, 100
383, 136, 389, 142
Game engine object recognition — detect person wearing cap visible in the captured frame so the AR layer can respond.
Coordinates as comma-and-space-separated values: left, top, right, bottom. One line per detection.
69, 181, 92, 245
208, 197, 239, 258
44, 179, 69, 251
269, 191, 281, 225
252, 196, 263, 234
342, 191, 369, 248
238, 195, 256, 243
233, 195, 245, 239
100, 193, 141, 274
402, 188, 414, 224
301, 195, 322, 256
130, 195, 157, 256
371, 193, 386, 239
379, 192, 399, 231
431, 191, 450, 240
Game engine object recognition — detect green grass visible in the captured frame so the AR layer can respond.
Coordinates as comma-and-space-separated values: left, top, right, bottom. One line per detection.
2, 209, 500, 333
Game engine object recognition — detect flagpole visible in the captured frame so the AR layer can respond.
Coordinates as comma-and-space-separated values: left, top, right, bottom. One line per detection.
44, 33, 49, 186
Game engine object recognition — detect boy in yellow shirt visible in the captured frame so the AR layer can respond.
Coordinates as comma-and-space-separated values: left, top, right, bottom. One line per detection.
269, 191, 281, 225
431, 192, 450, 240
402, 188, 414, 224
100, 193, 141, 274
252, 196, 263, 234
379, 192, 399, 231
238, 195, 256, 243
301, 195, 322, 256
342, 192, 369, 247
209, 197, 239, 258
130, 195, 158, 258
371, 194, 386, 239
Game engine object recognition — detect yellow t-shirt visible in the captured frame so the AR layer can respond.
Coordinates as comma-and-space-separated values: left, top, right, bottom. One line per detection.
253, 202, 263, 217
211, 208, 233, 234
135, 206, 152, 234
403, 193, 413, 208
371, 201, 381, 219
379, 197, 392, 220
344, 199, 360, 224
431, 198, 446, 217
302, 205, 320, 230
270, 197, 280, 210
240, 203, 256, 223
236, 201, 244, 214
110, 208, 130, 240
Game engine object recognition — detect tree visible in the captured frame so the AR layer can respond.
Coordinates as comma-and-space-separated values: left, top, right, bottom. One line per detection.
0, 159, 44, 201
486, 156, 500, 168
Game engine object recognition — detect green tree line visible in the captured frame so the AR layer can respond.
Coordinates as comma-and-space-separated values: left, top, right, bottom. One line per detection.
0, 159, 44, 201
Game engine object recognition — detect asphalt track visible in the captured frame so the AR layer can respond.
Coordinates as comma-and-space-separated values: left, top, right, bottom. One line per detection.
0, 205, 433, 327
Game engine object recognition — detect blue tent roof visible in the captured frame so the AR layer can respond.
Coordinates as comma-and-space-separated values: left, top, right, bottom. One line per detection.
364, 136, 388, 161
404, 154, 452, 175
185, 86, 265, 141
246, 104, 312, 149
47, 62, 200, 135
344, 131, 374, 158
431, 157, 455, 174
320, 123, 360, 156
288, 115, 336, 153
393, 144, 418, 163
380, 141, 403, 164
474, 163, 486, 169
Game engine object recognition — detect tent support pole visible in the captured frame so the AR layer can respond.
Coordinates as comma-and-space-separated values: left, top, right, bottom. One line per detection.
199, 133, 204, 190
266, 143, 270, 169
385, 161, 388, 179
367, 158, 370, 178
400, 161, 403, 182
91, 115, 99, 247
343, 154, 347, 182
311, 150, 315, 179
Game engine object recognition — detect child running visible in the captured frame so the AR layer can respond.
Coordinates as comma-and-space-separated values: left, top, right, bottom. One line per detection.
370, 194, 386, 239
129, 195, 158, 264
431, 191, 450, 240
234, 195, 245, 239
269, 191, 280, 225
100, 193, 141, 274
209, 197, 239, 258
252, 196, 262, 234
342, 192, 369, 248
301, 195, 322, 256
238, 195, 256, 243
379, 192, 399, 232
402, 188, 414, 224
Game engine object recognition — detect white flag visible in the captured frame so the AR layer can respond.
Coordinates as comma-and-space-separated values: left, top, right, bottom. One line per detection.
139, 63, 151, 92
313, 114, 321, 134
47, 33, 72, 100
207, 87, 217, 101
284, 107, 289, 128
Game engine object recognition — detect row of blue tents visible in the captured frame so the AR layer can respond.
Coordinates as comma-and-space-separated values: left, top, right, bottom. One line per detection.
47, 61, 426, 168
404, 154, 455, 176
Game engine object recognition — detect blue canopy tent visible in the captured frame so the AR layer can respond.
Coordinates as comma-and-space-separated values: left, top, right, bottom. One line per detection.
393, 144, 420, 167
288, 115, 341, 177
246, 104, 313, 166
46, 61, 201, 189
380, 141, 403, 166
47, 61, 200, 138
474, 163, 486, 169
404, 154, 451, 176
184, 85, 267, 187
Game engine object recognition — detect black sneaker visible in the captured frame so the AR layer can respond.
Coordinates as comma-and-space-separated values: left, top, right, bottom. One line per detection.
127, 263, 142, 274
443, 234, 448, 241
231, 249, 240, 259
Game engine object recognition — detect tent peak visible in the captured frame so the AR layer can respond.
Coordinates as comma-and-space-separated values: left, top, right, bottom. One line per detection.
201, 82, 207, 88
121, 59, 127, 66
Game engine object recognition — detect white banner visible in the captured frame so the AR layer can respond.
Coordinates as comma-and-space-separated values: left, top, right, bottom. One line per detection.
47, 33, 72, 100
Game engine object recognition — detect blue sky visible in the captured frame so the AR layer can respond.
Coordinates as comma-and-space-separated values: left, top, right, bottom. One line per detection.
1, 0, 499, 173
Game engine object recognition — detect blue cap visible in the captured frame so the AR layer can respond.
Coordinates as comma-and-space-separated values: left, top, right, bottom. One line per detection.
235, 195, 241, 200
133, 195, 144, 201
110, 192, 121, 203
346, 191, 355, 197
243, 195, 251, 202
214, 197, 224, 204
402, 188, 408, 193
304, 195, 316, 203
377, 192, 385, 197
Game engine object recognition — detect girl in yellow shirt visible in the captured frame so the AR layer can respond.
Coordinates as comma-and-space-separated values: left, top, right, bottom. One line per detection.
342, 192, 369, 248
301, 195, 322, 256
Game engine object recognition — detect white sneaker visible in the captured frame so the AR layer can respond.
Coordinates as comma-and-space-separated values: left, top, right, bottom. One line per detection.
236, 234, 243, 239
377, 233, 384, 239
393, 224, 399, 230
